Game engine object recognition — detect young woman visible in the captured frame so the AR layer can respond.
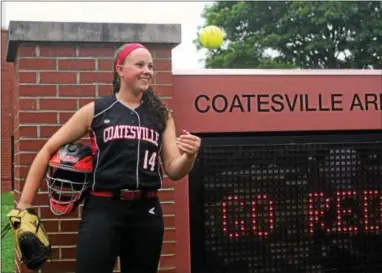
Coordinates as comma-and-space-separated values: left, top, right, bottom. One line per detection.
17, 43, 201, 273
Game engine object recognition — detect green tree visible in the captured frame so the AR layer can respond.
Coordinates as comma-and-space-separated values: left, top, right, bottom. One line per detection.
197, 1, 382, 69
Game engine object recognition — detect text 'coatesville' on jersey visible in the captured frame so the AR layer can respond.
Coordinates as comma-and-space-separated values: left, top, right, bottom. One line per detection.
89, 94, 164, 192
103, 125, 159, 146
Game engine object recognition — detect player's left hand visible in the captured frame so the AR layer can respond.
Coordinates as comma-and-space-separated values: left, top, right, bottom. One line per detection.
176, 130, 201, 157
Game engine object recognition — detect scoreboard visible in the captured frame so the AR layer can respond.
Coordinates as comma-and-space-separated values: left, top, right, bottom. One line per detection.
189, 132, 382, 273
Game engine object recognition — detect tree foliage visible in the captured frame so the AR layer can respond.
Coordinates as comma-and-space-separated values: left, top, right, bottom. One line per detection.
197, 1, 382, 69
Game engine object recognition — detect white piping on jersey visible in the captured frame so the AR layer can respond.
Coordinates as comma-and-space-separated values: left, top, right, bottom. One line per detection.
157, 144, 163, 188
131, 109, 141, 190
114, 95, 142, 190
91, 100, 119, 191
93, 100, 119, 119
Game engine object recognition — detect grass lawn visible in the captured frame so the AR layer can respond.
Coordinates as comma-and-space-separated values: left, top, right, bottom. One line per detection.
1, 191, 15, 273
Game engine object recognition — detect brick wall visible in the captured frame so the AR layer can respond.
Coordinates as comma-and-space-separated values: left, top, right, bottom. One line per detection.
1, 29, 15, 192
12, 42, 177, 273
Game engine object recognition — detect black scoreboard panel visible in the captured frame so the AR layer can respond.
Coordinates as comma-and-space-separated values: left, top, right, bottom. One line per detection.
189, 133, 382, 273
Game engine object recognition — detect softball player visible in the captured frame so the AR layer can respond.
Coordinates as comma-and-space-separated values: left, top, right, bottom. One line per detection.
16, 43, 201, 273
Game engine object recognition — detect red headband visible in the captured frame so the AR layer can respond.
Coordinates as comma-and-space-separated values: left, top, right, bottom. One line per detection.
115, 43, 146, 69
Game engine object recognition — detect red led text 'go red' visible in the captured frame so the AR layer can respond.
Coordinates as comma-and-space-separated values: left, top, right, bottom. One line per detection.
221, 190, 381, 239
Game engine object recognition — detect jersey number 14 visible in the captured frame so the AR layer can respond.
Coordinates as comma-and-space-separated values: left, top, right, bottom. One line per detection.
143, 150, 157, 171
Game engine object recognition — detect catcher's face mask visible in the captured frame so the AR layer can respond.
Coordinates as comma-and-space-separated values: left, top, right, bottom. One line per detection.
46, 143, 93, 216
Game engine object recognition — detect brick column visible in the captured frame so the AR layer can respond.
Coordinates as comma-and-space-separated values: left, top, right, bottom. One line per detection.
6, 20, 181, 273
1, 29, 15, 192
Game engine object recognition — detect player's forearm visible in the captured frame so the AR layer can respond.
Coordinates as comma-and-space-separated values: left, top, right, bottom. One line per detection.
165, 153, 197, 181
17, 148, 50, 209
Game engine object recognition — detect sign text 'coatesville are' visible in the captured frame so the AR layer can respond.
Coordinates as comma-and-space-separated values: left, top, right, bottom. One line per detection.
194, 93, 382, 113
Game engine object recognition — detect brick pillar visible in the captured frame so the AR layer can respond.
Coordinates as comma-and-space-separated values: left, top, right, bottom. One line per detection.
6, 20, 181, 273
1, 29, 15, 192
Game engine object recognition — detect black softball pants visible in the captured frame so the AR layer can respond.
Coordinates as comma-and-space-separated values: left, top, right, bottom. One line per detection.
74, 194, 164, 273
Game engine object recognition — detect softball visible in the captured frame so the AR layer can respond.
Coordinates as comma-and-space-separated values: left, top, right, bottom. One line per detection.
199, 25, 224, 49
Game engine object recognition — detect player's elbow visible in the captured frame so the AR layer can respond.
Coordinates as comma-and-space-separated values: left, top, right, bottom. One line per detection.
163, 162, 193, 181
162, 162, 187, 181
166, 172, 186, 181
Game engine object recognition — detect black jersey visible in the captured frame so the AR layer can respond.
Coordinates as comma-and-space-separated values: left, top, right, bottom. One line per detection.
89, 94, 163, 191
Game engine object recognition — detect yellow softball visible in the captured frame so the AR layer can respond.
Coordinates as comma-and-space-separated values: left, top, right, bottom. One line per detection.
199, 25, 224, 49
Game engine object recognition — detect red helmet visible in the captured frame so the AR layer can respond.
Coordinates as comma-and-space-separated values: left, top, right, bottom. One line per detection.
46, 143, 93, 216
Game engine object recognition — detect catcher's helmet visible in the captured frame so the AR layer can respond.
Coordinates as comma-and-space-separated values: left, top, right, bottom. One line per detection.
46, 143, 93, 216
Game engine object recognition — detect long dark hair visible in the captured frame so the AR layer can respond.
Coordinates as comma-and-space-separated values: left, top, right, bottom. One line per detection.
112, 44, 169, 132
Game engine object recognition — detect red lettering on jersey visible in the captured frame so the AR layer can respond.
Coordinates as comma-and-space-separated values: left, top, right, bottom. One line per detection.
103, 125, 159, 146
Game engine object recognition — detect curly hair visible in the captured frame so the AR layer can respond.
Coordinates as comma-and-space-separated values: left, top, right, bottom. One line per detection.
112, 44, 170, 132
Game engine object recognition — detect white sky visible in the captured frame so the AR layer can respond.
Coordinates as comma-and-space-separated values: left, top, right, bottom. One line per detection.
1, 2, 214, 70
